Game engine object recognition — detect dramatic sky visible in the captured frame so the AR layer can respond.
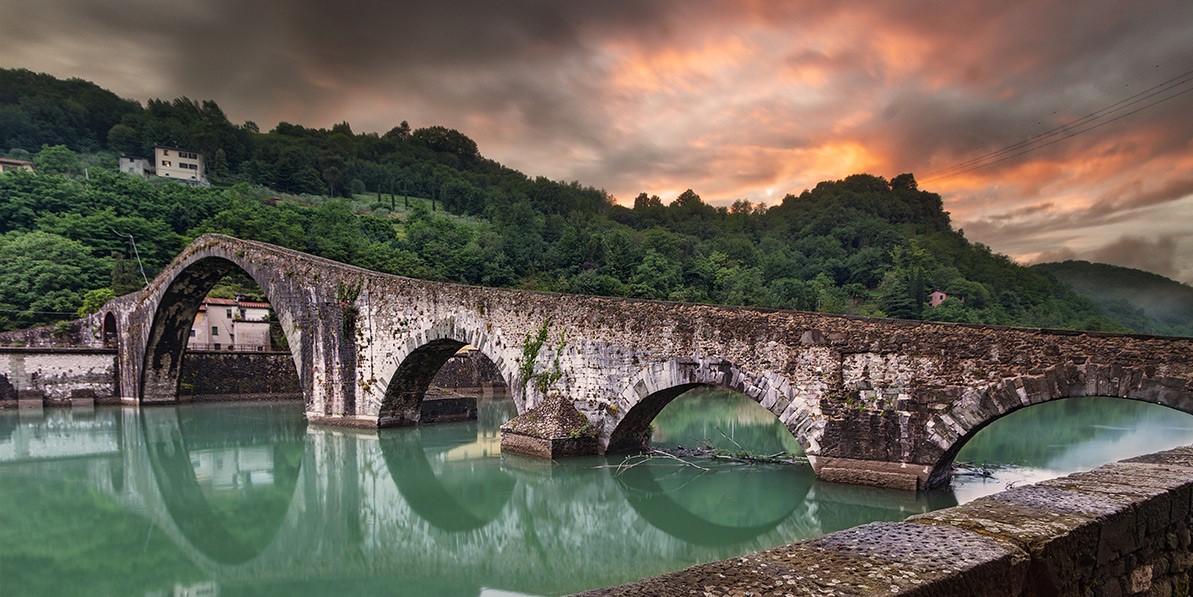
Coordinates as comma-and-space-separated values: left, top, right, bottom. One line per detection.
4, 1, 1193, 282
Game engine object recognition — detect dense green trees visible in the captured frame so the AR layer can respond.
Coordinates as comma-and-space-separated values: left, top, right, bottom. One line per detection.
0, 70, 1145, 335
0, 231, 109, 330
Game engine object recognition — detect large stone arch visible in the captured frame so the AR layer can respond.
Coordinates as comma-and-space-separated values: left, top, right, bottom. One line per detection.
922, 360, 1193, 488
137, 254, 307, 404
374, 315, 518, 427
601, 358, 821, 455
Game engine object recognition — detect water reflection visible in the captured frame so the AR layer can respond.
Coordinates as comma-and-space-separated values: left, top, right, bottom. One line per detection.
142, 402, 306, 565
380, 427, 516, 532
616, 461, 809, 546
952, 396, 1193, 501
1, 392, 1189, 596
651, 389, 803, 456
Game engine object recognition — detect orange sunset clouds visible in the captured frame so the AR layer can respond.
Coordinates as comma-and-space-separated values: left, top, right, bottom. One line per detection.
3, 1, 1192, 281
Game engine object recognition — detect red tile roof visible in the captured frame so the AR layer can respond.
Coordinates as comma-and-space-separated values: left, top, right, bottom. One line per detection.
200, 297, 271, 309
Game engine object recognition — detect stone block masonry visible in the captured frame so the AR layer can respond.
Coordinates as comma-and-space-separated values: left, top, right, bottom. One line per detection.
501, 395, 599, 458
0, 348, 117, 402
177, 351, 301, 400
580, 444, 1193, 596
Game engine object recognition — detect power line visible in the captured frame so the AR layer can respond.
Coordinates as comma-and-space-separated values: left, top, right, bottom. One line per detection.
920, 66, 1193, 184
112, 229, 149, 286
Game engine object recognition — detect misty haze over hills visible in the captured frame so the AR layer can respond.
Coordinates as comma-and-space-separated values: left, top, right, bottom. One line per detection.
1033, 261, 1193, 337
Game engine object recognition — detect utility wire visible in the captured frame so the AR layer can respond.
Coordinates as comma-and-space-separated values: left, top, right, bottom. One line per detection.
923, 81, 1193, 184
920, 66, 1193, 184
112, 229, 149, 286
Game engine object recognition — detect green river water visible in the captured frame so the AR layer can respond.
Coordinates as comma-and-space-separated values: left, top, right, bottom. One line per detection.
1, 390, 1190, 596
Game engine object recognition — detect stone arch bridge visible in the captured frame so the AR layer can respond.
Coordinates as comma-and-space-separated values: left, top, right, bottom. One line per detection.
99, 234, 1193, 490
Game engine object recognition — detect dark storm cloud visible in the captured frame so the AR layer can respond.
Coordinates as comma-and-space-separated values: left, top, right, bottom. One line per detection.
1090, 236, 1183, 280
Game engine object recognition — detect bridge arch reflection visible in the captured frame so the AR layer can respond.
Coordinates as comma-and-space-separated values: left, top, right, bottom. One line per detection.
4, 400, 971, 593
140, 404, 307, 565
614, 460, 810, 546
379, 424, 515, 533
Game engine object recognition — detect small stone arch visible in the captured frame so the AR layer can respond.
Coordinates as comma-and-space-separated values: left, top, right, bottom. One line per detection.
922, 360, 1193, 488
102, 312, 118, 348
139, 255, 303, 403
103, 311, 121, 398
601, 358, 821, 455
376, 315, 517, 427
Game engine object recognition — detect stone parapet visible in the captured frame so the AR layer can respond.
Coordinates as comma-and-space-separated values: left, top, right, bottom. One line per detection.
580, 445, 1193, 596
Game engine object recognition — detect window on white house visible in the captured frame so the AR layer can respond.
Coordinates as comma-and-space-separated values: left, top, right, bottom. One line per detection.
212, 327, 218, 336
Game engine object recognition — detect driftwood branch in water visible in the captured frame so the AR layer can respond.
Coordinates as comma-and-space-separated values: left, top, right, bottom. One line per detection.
593, 450, 710, 475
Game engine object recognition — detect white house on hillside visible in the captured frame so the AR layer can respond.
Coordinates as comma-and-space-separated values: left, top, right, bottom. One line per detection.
120, 146, 208, 185
154, 146, 207, 184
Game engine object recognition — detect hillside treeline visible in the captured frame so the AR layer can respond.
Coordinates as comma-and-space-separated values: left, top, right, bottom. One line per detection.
0, 68, 1123, 333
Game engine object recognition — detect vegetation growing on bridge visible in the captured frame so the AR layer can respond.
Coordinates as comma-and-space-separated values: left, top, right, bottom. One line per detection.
1, 69, 1170, 336
518, 317, 568, 395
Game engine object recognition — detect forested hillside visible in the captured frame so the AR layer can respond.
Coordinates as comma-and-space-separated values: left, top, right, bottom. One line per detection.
1033, 261, 1193, 336
1, 68, 1128, 334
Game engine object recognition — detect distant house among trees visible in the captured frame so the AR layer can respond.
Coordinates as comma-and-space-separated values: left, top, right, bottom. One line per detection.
118, 156, 152, 177
119, 146, 208, 185
189, 296, 273, 351
928, 291, 949, 308
0, 157, 34, 173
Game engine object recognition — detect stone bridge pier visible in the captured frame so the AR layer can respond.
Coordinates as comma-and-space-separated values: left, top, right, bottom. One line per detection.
95, 235, 1193, 491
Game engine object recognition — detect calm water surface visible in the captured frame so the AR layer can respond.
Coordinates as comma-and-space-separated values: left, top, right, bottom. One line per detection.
1, 391, 1190, 596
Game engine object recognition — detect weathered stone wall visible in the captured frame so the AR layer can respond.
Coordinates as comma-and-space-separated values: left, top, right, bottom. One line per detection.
353, 270, 1193, 487
0, 348, 117, 401
0, 347, 302, 404
582, 444, 1193, 596
177, 352, 301, 399
428, 351, 507, 391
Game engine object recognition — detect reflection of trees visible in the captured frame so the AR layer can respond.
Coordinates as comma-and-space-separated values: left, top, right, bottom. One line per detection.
378, 425, 515, 532
652, 388, 803, 455
615, 460, 809, 546
956, 396, 1193, 468
0, 468, 208, 595
807, 481, 956, 534
142, 403, 306, 565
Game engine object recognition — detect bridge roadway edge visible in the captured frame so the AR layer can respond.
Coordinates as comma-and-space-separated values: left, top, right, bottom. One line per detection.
579, 444, 1193, 596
